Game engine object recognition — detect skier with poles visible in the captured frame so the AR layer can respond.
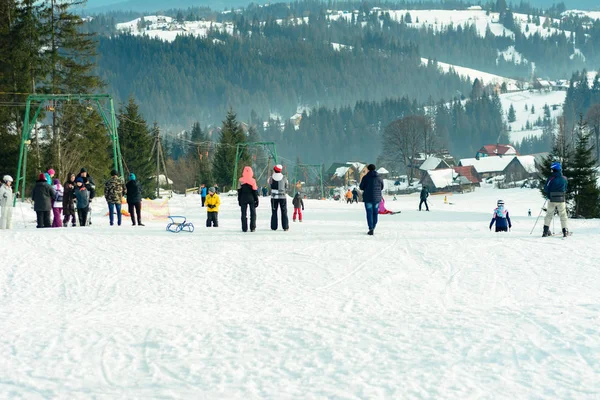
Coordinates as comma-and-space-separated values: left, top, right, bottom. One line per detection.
542, 161, 569, 237
489, 199, 512, 232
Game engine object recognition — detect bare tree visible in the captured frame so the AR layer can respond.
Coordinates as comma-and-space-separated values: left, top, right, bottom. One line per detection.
381, 115, 432, 182
586, 104, 600, 163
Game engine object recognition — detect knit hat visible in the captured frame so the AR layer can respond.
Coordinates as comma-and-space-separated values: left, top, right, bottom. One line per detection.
367, 164, 376, 171
110, 169, 118, 176
129, 173, 136, 180
273, 164, 283, 173
80, 168, 87, 173
47, 169, 55, 176
53, 178, 60, 185
38, 173, 46, 181
75, 177, 84, 184
208, 186, 216, 193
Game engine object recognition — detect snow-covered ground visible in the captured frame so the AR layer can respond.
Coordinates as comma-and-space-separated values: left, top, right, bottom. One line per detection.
500, 90, 566, 144
116, 16, 234, 43
2, 187, 600, 398
421, 58, 521, 88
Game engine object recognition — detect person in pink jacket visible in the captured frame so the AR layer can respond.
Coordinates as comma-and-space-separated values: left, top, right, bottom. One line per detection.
52, 178, 64, 227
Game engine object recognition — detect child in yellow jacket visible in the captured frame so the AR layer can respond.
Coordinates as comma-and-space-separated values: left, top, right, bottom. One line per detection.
206, 187, 220, 227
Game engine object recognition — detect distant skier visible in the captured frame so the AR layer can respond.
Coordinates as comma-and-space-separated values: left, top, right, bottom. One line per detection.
199, 184, 207, 207
268, 164, 289, 231
262, 186, 268, 197
490, 199, 512, 232
73, 177, 90, 228
359, 164, 384, 235
0, 175, 14, 230
352, 188, 359, 203
292, 192, 304, 222
528, 208, 532, 217
345, 189, 353, 204
51, 179, 64, 228
206, 186, 220, 227
419, 186, 430, 211
126, 173, 144, 226
238, 166, 259, 232
63, 173, 77, 227
542, 161, 568, 237
32, 173, 56, 228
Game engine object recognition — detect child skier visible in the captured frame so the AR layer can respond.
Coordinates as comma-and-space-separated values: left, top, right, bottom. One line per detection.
292, 192, 304, 222
74, 177, 90, 227
52, 178, 64, 228
489, 199, 512, 232
0, 175, 14, 229
206, 186, 220, 227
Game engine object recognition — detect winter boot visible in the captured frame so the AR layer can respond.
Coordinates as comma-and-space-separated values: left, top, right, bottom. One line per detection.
542, 225, 551, 237
562, 228, 569, 237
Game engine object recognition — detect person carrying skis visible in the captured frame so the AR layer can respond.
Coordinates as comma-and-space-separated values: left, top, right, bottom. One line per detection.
542, 161, 568, 237
292, 192, 304, 222
0, 175, 14, 229
238, 166, 259, 232
206, 187, 220, 227
490, 199, 512, 232
419, 186, 430, 211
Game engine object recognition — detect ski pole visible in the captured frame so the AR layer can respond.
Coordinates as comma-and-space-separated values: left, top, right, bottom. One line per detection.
530, 199, 547, 235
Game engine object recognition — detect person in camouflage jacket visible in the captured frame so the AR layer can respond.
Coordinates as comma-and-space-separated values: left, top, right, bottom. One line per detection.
105, 169, 125, 226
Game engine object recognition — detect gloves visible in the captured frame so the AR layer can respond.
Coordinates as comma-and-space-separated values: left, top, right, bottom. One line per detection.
254, 200, 259, 208
302, 207, 304, 211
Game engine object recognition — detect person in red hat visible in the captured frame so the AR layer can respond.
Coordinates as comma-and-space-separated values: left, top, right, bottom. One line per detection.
32, 173, 56, 228
267, 164, 289, 231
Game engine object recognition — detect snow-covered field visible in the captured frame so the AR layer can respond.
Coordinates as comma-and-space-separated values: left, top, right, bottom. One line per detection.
421, 58, 521, 88
2, 186, 600, 398
500, 90, 566, 144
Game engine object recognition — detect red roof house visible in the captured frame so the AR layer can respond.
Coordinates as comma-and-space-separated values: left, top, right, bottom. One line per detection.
453, 166, 482, 184
476, 144, 519, 158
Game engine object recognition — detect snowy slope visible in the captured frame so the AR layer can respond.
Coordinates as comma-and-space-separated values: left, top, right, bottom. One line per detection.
421, 58, 521, 87
116, 16, 234, 42
2, 187, 600, 398
500, 90, 566, 144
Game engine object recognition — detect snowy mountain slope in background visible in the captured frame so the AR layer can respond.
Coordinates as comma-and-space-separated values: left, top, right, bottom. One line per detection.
83, 0, 252, 13
116, 16, 234, 42
501, 90, 566, 144
2, 188, 600, 398
421, 58, 522, 88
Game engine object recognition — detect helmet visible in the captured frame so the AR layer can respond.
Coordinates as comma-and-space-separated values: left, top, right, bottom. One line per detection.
550, 161, 562, 171
3, 175, 13, 183
497, 199, 504, 206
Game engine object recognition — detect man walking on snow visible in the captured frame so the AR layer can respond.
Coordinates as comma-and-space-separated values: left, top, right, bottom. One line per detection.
359, 164, 384, 235
419, 186, 430, 211
542, 161, 568, 237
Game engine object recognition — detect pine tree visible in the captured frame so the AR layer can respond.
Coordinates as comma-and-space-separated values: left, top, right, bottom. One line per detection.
212, 109, 249, 190
508, 104, 516, 123
117, 97, 154, 197
570, 115, 600, 218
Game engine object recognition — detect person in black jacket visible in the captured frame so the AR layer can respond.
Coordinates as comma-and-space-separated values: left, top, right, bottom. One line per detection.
292, 192, 304, 222
126, 172, 144, 226
32, 173, 56, 228
238, 166, 259, 232
359, 164, 384, 235
419, 186, 430, 211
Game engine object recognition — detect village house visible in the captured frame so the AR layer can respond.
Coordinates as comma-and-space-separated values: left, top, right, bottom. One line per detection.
459, 155, 537, 182
326, 161, 367, 187
475, 144, 519, 158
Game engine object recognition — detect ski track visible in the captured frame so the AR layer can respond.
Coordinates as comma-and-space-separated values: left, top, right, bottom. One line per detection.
1, 187, 600, 398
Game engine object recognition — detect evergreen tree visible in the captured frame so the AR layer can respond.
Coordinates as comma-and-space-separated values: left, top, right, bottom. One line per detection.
508, 104, 516, 123
539, 118, 573, 200
569, 115, 600, 217
212, 109, 249, 190
190, 122, 213, 187
117, 97, 154, 197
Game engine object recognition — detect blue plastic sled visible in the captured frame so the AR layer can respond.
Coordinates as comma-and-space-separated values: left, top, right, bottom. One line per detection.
166, 216, 195, 233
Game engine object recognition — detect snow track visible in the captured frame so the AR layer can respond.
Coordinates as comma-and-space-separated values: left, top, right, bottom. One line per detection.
1, 187, 600, 398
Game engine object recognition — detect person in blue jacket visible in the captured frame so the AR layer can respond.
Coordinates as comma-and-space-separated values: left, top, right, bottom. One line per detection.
543, 161, 568, 237
199, 184, 207, 207
359, 163, 384, 236
490, 199, 512, 232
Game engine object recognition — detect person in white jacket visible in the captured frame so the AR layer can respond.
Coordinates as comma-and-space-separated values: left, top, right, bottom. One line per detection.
0, 175, 14, 230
